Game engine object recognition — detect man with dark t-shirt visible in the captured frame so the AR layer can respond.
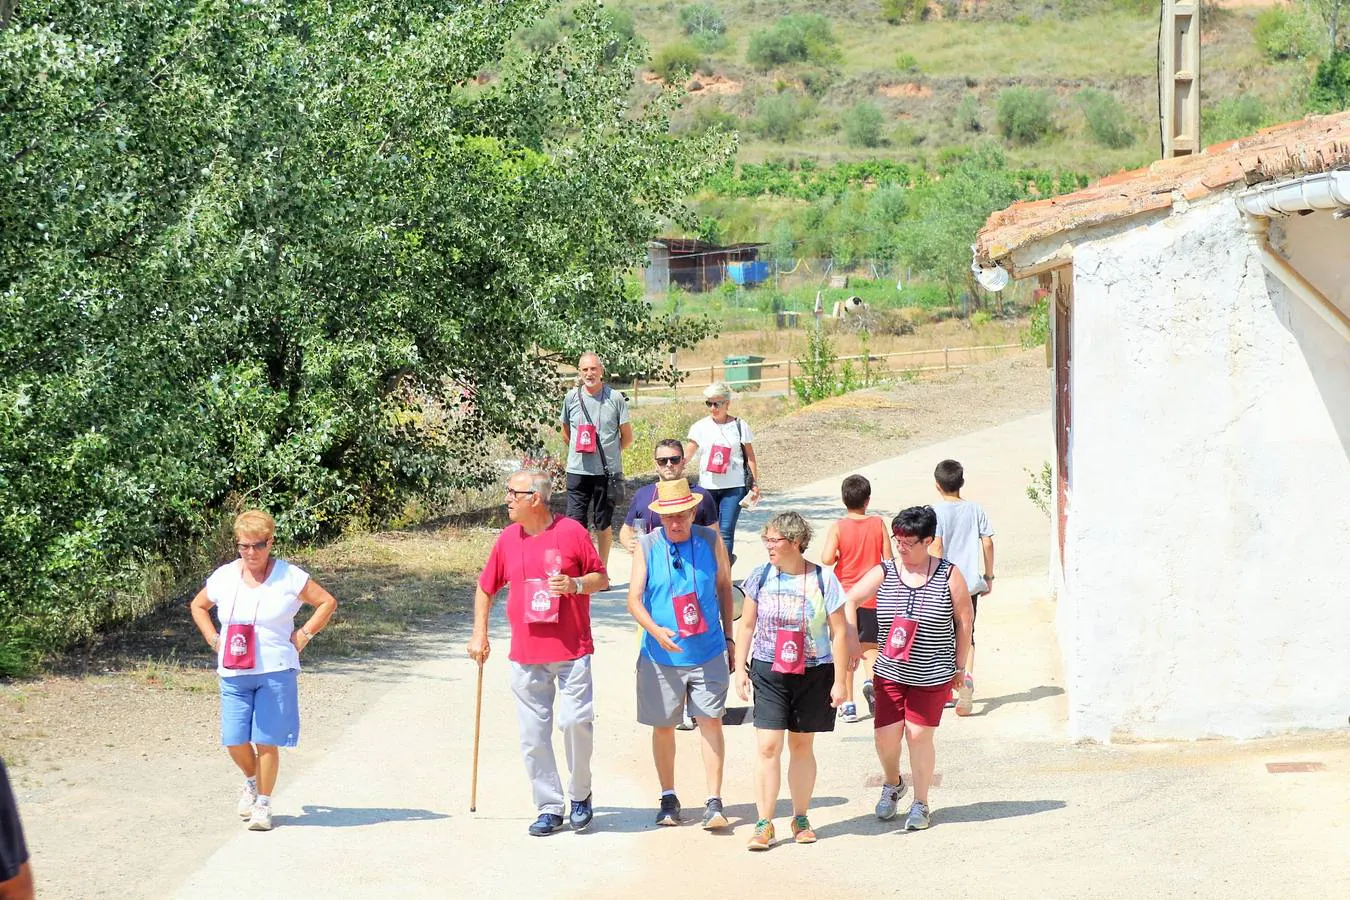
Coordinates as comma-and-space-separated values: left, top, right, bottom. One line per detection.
0, 761, 34, 900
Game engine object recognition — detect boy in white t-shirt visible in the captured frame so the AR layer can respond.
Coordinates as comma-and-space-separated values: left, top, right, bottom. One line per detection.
930, 459, 994, 717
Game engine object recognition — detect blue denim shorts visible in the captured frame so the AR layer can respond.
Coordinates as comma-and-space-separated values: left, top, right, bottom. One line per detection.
219, 669, 300, 747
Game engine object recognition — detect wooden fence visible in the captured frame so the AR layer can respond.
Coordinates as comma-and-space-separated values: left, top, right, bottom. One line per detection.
622, 343, 1024, 399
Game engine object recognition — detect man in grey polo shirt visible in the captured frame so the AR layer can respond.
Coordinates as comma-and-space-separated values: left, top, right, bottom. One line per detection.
560, 352, 633, 572
626, 479, 735, 830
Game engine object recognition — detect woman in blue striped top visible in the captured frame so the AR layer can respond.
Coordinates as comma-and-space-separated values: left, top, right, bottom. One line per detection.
844, 506, 973, 831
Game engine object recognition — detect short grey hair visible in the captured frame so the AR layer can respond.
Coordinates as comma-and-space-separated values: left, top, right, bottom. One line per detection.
763, 511, 811, 550
703, 381, 733, 401
510, 468, 553, 502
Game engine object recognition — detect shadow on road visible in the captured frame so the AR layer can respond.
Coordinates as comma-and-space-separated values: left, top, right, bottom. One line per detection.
970, 684, 1064, 717
934, 799, 1066, 825
272, 805, 450, 828
588, 796, 848, 834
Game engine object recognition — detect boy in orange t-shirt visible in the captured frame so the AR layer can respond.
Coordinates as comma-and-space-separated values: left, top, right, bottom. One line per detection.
820, 474, 892, 722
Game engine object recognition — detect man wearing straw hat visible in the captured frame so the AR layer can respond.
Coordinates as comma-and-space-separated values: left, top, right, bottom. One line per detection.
626, 478, 736, 830
468, 468, 610, 837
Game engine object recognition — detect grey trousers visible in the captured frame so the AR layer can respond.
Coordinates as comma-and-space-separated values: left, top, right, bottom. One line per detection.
508, 656, 595, 816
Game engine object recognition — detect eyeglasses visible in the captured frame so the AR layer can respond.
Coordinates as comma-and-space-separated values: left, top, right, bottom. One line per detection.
236, 540, 269, 552
894, 535, 925, 550
704, 400, 725, 408
761, 536, 788, 547
504, 488, 538, 502
655, 455, 684, 466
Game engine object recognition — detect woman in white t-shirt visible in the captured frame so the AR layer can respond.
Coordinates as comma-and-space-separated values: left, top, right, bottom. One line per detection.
189, 510, 338, 832
685, 381, 761, 562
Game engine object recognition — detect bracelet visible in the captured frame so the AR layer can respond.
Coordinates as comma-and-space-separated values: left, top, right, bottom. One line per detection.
210, 634, 219, 649
301, 628, 315, 641
572, 577, 583, 594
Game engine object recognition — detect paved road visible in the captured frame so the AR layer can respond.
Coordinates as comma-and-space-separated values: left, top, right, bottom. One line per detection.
173, 413, 1350, 898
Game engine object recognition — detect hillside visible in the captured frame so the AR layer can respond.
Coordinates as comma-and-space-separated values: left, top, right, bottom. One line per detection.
583, 0, 1334, 299
617, 0, 1313, 179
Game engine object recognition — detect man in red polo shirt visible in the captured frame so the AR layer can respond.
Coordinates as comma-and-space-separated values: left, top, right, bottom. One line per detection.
468, 468, 610, 837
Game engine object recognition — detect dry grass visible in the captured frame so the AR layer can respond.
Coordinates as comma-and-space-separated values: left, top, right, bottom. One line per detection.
290, 526, 497, 659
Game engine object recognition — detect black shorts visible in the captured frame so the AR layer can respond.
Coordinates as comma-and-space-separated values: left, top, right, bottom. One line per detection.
565, 472, 619, 531
748, 659, 837, 733
857, 607, 879, 645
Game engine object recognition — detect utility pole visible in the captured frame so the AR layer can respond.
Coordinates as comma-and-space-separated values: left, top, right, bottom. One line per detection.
1161, 0, 1202, 158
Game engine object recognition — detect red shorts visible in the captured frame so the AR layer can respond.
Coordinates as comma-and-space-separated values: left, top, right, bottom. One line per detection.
873, 678, 949, 729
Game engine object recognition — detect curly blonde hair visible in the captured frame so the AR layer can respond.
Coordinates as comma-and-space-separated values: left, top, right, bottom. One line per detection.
762, 511, 811, 550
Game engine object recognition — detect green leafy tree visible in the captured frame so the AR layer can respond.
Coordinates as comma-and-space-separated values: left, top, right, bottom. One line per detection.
752, 92, 807, 143
1253, 5, 1319, 60
680, 3, 728, 52
996, 87, 1056, 145
843, 101, 886, 148
1076, 88, 1134, 149
894, 146, 1029, 305
1309, 50, 1350, 111
0, 0, 732, 671
653, 41, 702, 81
881, 0, 930, 24
746, 13, 840, 71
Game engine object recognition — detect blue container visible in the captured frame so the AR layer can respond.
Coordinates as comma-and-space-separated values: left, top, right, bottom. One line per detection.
727, 260, 770, 286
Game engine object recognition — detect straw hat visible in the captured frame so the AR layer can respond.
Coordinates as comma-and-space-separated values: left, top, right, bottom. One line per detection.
648, 478, 701, 516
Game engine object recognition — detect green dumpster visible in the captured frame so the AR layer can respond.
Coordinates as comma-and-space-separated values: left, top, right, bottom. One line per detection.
722, 354, 766, 391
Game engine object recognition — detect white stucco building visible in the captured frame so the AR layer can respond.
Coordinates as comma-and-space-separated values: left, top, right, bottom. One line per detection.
974, 112, 1350, 741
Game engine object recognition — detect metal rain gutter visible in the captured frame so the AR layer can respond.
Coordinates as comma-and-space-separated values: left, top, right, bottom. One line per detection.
1234, 169, 1350, 217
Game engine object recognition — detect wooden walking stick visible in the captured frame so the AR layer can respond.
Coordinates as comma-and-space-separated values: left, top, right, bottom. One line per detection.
470, 660, 485, 812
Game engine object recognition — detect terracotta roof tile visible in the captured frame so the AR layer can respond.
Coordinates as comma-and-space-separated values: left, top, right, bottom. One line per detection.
976, 111, 1350, 271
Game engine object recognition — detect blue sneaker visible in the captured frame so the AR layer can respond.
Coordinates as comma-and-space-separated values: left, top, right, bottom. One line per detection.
569, 795, 594, 830
528, 813, 564, 836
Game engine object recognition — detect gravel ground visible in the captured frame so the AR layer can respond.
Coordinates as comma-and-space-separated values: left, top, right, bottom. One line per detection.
0, 348, 1051, 898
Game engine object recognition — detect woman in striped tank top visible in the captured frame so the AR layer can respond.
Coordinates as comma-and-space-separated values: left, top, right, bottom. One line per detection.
843, 506, 973, 831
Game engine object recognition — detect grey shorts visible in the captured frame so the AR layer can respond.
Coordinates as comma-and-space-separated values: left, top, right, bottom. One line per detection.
635, 653, 730, 728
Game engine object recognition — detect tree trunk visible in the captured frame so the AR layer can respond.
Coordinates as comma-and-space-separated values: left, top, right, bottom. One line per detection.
1, 0, 14, 30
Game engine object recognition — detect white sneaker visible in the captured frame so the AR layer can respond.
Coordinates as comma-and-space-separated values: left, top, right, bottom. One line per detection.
237, 784, 258, 819
247, 803, 273, 831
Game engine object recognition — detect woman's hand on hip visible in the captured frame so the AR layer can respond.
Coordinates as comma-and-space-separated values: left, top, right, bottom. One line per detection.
291, 629, 312, 653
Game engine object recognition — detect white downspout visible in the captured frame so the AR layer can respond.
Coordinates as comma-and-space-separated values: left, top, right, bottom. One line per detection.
1236, 173, 1350, 344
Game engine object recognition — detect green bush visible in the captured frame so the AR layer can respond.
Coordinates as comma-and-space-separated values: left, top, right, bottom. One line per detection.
1309, 52, 1350, 113
1253, 6, 1318, 62
843, 102, 886, 148
895, 52, 920, 71
1076, 88, 1134, 149
653, 41, 703, 82
1022, 295, 1050, 349
753, 93, 808, 142
691, 104, 740, 133
954, 93, 982, 132
680, 3, 728, 51
1203, 94, 1267, 143
746, 14, 840, 70
996, 87, 1056, 145
791, 325, 841, 404
882, 0, 930, 24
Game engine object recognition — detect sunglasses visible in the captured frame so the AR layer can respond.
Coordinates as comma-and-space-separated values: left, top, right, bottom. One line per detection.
704, 400, 725, 408
669, 543, 683, 570
655, 455, 684, 466
236, 540, 269, 552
